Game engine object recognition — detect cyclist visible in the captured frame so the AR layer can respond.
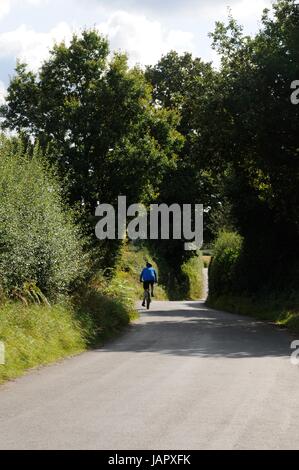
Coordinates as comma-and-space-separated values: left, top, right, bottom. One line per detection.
140, 262, 157, 307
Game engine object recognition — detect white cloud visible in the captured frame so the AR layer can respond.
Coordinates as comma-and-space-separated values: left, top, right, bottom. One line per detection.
0, 80, 7, 105
0, 22, 72, 71
201, 0, 272, 29
0, 0, 272, 83
0, 0, 49, 20
26, 0, 48, 4
231, 0, 272, 21
0, 0, 10, 19
0, 10, 195, 78
98, 10, 195, 66
0, 11, 195, 74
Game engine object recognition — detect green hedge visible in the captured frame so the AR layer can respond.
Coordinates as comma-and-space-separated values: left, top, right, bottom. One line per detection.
181, 254, 204, 300
208, 231, 243, 299
207, 231, 299, 333
0, 136, 87, 300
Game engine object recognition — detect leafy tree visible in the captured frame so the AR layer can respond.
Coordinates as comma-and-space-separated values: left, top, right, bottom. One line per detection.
206, 0, 299, 292
146, 51, 222, 246
1, 30, 182, 214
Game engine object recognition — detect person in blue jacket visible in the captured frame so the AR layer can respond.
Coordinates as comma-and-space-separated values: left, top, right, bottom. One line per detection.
140, 262, 157, 306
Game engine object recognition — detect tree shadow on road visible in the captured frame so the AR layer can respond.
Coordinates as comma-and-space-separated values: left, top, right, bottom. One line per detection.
97, 301, 291, 359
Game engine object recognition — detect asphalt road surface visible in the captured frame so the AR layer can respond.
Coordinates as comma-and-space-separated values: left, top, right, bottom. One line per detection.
0, 300, 298, 450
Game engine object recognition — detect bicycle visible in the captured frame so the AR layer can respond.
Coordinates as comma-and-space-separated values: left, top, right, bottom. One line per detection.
143, 287, 151, 309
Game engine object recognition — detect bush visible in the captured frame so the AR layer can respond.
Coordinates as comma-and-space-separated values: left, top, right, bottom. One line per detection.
0, 136, 87, 299
74, 285, 137, 348
207, 232, 299, 334
181, 254, 204, 300
208, 231, 243, 299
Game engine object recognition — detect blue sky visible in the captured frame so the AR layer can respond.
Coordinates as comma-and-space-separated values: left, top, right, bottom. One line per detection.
0, 0, 273, 101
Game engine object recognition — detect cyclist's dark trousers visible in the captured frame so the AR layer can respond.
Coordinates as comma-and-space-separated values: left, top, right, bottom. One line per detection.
143, 281, 154, 295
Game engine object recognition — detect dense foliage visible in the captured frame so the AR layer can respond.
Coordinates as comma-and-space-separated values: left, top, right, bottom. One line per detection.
205, 0, 299, 295
1, 0, 298, 314
0, 136, 87, 300
208, 232, 243, 298
0, 30, 183, 215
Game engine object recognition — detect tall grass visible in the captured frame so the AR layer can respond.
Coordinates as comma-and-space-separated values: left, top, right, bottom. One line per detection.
0, 281, 137, 384
0, 301, 85, 382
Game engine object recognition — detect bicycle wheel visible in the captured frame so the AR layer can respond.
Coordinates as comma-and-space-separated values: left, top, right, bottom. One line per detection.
146, 290, 151, 309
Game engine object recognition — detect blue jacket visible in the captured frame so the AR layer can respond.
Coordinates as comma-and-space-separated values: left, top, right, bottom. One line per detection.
140, 267, 157, 283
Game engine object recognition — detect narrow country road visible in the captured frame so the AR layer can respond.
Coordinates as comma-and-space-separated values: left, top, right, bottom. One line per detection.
0, 300, 299, 450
